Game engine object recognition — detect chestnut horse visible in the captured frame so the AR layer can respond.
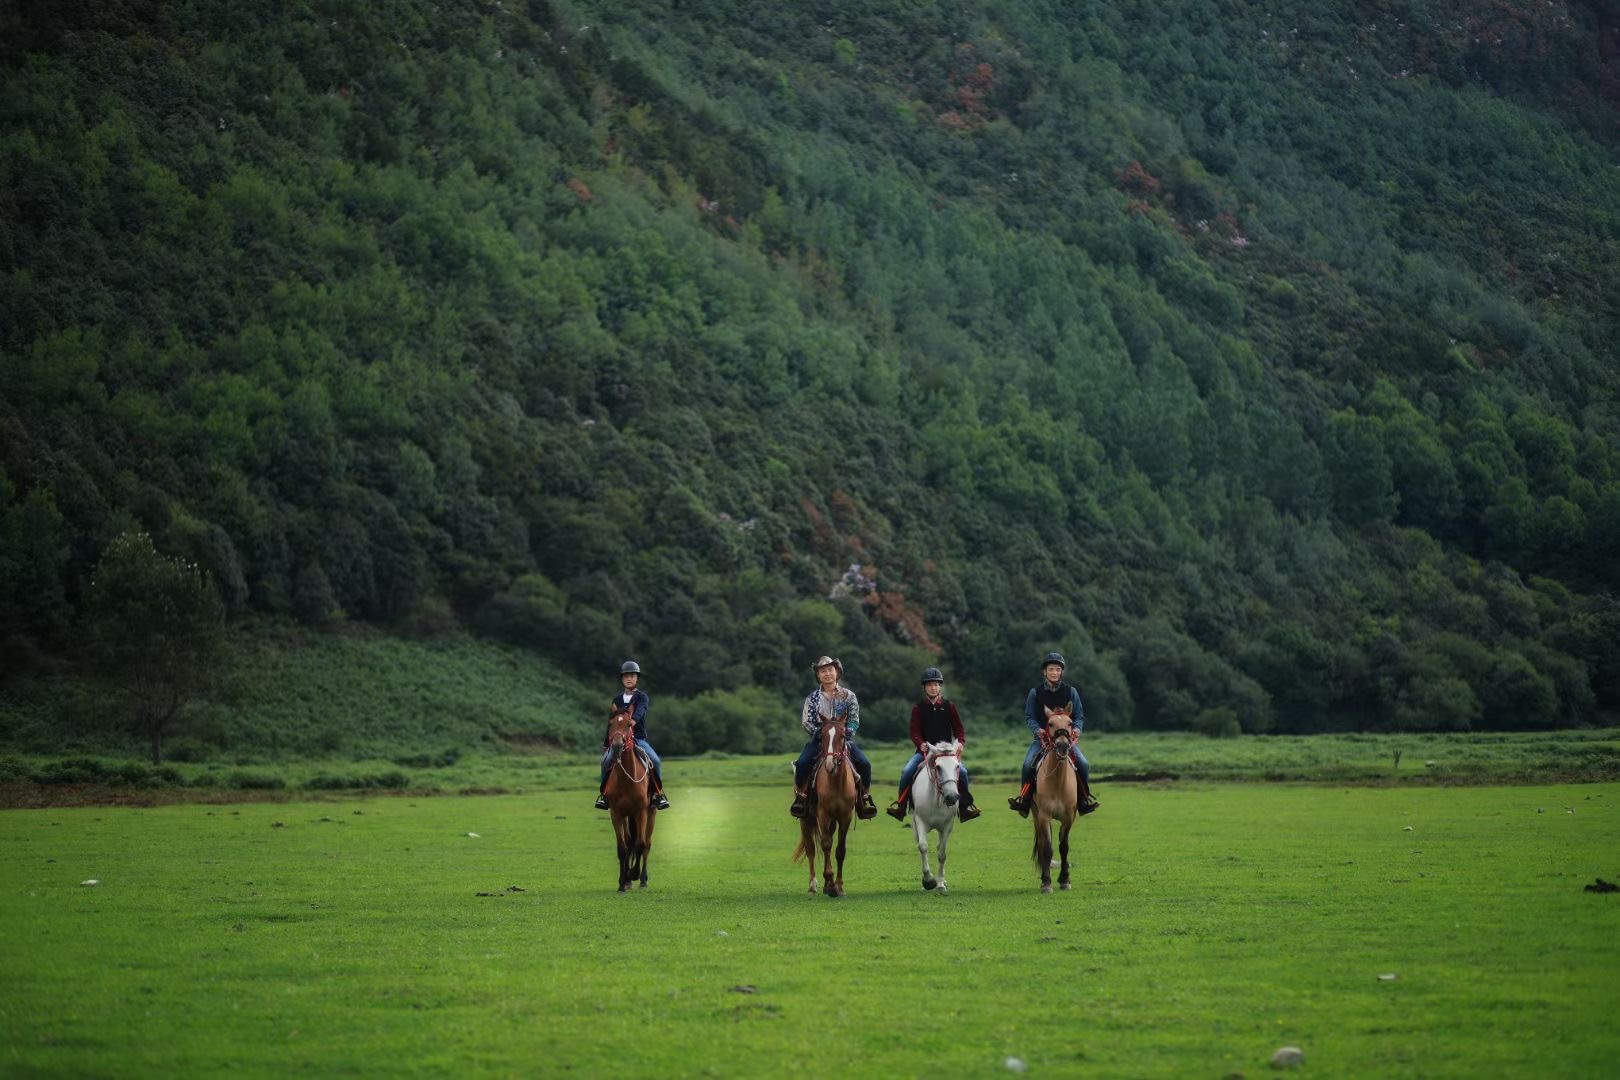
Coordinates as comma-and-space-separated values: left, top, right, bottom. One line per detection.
1031, 708, 1079, 893
604, 706, 657, 892
792, 719, 856, 897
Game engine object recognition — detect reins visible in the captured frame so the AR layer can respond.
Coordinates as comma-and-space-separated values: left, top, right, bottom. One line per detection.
609, 712, 648, 786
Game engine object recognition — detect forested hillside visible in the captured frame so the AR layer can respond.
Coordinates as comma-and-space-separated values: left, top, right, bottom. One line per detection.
3, 0, 1618, 750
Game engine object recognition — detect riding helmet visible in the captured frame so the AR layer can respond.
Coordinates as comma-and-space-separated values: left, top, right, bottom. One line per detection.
1041, 651, 1066, 669
920, 666, 944, 684
619, 660, 641, 675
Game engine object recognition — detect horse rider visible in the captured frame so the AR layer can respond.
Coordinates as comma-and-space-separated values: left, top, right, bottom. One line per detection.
594, 660, 671, 811
1008, 651, 1099, 818
791, 655, 879, 820
886, 666, 981, 823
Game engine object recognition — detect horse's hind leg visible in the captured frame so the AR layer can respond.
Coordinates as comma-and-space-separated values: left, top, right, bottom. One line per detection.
935, 821, 952, 895
639, 811, 654, 888
832, 819, 849, 898
1058, 819, 1072, 890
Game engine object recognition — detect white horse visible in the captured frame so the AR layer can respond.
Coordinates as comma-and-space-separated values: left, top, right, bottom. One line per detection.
910, 741, 962, 894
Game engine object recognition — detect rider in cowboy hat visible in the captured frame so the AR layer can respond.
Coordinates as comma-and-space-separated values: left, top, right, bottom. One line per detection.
594, 660, 671, 811
1008, 651, 1099, 818
886, 666, 981, 823
791, 655, 879, 820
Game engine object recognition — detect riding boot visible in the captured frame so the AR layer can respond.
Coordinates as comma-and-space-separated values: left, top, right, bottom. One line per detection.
650, 770, 671, 811
885, 788, 910, 822
958, 797, 981, 822
1006, 782, 1033, 818
856, 784, 879, 820
790, 788, 809, 818
594, 776, 609, 811
1078, 776, 1099, 816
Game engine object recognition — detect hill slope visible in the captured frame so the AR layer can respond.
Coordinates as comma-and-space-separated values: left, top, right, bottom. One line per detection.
2, 0, 1618, 747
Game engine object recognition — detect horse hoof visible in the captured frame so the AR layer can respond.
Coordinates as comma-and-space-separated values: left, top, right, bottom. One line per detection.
922, 876, 937, 891
937, 884, 948, 895
1059, 881, 1071, 891
1040, 884, 1052, 894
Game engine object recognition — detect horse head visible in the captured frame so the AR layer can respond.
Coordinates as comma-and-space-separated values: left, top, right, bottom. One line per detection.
924, 740, 960, 808
1045, 707, 1076, 753
606, 707, 637, 756
819, 718, 848, 772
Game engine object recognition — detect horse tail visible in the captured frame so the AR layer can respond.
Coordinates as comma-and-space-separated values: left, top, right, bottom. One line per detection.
791, 815, 813, 864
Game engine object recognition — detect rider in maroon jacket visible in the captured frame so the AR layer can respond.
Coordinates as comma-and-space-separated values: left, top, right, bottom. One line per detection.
885, 666, 981, 823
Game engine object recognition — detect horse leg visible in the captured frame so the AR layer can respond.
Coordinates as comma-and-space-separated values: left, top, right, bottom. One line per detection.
833, 817, 849, 898
1035, 813, 1053, 894
914, 812, 936, 890
615, 819, 631, 893
935, 819, 952, 895
639, 808, 655, 889
1058, 816, 1073, 890
820, 814, 838, 898
800, 816, 818, 895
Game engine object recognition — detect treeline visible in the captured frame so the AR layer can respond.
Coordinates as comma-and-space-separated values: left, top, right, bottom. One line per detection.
2, 0, 1618, 755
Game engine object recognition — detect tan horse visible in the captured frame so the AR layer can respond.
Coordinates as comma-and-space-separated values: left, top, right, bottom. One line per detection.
792, 719, 857, 897
1031, 709, 1079, 893
604, 707, 657, 892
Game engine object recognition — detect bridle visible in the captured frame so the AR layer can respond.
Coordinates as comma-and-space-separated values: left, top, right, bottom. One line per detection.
610, 712, 647, 785
924, 744, 960, 794
820, 721, 849, 776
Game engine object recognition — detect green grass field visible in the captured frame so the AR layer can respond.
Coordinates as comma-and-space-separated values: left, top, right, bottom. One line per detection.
4, 776, 1618, 1077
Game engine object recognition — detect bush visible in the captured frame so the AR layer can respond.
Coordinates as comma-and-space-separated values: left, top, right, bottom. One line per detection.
32, 757, 115, 784
227, 771, 286, 790
392, 748, 460, 768
303, 770, 410, 790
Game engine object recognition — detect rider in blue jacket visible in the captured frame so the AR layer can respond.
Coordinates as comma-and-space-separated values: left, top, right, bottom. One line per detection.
1008, 652, 1099, 818
594, 660, 670, 811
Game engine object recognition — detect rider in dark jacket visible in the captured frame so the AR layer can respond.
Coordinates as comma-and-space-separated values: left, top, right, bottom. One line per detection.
1008, 652, 1098, 818
594, 660, 670, 811
886, 667, 981, 823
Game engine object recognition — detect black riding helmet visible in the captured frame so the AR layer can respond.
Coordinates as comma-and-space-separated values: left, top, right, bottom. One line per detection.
1041, 651, 1066, 669
620, 660, 641, 675
920, 667, 944, 684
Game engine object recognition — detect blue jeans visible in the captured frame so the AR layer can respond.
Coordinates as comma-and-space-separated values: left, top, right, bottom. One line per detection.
601, 738, 662, 788
1021, 737, 1088, 786
897, 751, 971, 800
795, 737, 872, 789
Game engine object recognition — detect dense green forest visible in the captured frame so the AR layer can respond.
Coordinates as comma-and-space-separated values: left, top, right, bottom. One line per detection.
3, 0, 1618, 755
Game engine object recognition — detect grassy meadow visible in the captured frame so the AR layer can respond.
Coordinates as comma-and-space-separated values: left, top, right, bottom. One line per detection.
3, 774, 1618, 1077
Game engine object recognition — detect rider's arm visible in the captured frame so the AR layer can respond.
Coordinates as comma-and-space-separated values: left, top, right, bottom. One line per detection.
909, 704, 924, 751
801, 693, 818, 736
1070, 686, 1084, 733
844, 693, 860, 735
1024, 688, 1040, 734
948, 702, 965, 747
632, 691, 649, 740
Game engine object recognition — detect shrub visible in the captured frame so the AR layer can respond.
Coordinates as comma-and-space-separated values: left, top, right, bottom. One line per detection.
227, 771, 286, 790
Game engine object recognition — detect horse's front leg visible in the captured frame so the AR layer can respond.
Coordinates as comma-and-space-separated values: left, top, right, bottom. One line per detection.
935, 819, 953, 895
819, 817, 837, 898
914, 816, 936, 890
1058, 817, 1073, 890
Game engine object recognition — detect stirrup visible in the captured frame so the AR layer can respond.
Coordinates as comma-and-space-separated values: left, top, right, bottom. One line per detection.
1079, 796, 1099, 816
652, 792, 670, 810
593, 794, 609, 810
885, 802, 907, 822
959, 803, 981, 822
790, 792, 808, 818
856, 793, 878, 820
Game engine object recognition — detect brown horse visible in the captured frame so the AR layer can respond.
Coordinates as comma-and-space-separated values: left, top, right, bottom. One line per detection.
1031, 709, 1079, 893
792, 719, 857, 897
604, 706, 657, 892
